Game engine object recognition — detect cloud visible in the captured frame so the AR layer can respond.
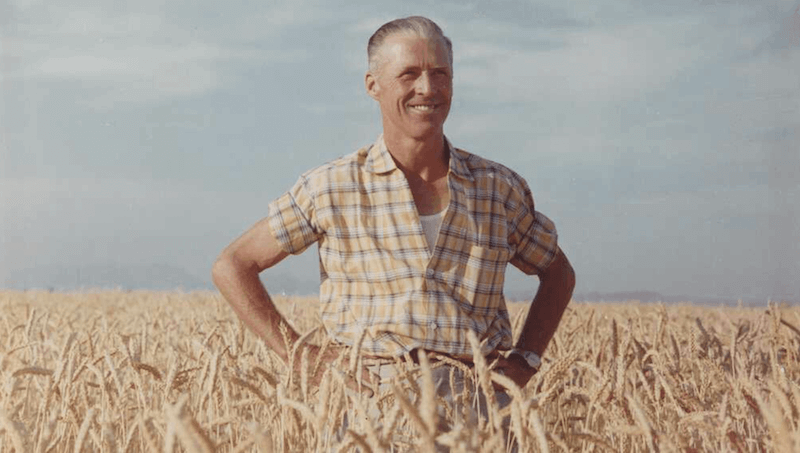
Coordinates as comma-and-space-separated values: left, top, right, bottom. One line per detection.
735, 50, 800, 95
445, 3, 798, 175
707, 50, 800, 163
451, 3, 790, 107
349, 17, 393, 34
24, 43, 260, 108
459, 0, 586, 29
458, 21, 713, 104
5, 0, 42, 11
5, 4, 315, 108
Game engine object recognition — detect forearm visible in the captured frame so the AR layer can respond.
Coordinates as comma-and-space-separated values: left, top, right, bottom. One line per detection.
515, 250, 575, 355
212, 257, 299, 361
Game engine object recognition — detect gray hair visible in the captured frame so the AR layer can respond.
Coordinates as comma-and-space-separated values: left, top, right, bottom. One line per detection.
367, 16, 453, 73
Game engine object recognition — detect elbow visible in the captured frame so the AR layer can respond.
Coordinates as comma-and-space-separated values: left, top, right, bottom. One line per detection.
563, 256, 576, 293
565, 262, 576, 296
211, 254, 229, 290
560, 252, 576, 297
212, 251, 240, 290
212, 248, 263, 292
540, 249, 576, 298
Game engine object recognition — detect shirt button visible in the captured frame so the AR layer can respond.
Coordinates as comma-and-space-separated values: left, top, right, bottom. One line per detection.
429, 322, 438, 330
426, 269, 434, 278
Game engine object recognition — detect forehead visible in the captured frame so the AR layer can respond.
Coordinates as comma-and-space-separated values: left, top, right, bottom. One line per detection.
379, 33, 451, 70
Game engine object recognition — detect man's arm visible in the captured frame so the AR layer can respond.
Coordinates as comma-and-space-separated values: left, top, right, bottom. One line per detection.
211, 218, 295, 361
500, 247, 576, 387
213, 218, 375, 392
515, 247, 575, 355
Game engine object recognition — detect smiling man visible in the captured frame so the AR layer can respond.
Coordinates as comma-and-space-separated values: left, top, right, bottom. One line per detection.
213, 15, 575, 445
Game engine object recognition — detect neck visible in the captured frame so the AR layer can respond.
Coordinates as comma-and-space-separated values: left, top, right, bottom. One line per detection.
382, 130, 448, 182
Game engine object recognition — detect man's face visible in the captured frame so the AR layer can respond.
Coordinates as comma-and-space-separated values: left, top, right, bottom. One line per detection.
366, 33, 453, 142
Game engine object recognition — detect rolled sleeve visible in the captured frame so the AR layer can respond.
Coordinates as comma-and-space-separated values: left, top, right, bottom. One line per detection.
508, 185, 559, 276
267, 176, 321, 255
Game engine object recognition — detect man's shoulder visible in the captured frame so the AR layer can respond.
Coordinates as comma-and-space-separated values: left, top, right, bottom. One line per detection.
451, 147, 529, 188
297, 146, 371, 183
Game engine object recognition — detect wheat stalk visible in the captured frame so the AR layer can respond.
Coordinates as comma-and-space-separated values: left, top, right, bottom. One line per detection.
1, 408, 30, 453
72, 408, 95, 453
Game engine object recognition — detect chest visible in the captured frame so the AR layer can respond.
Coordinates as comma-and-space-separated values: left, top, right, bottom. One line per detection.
406, 174, 450, 216
314, 173, 511, 256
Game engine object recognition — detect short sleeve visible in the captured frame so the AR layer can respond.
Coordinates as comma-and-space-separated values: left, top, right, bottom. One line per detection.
507, 180, 559, 275
267, 176, 321, 255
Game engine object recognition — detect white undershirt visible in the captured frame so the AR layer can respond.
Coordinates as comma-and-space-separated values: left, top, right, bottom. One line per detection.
419, 210, 445, 254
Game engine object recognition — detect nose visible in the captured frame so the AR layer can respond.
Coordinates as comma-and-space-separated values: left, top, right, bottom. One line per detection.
415, 71, 433, 95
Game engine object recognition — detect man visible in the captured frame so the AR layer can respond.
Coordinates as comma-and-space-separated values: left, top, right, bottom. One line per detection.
213, 15, 574, 403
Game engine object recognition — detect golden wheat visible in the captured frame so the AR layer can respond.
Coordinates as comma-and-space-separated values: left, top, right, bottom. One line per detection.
0, 291, 798, 452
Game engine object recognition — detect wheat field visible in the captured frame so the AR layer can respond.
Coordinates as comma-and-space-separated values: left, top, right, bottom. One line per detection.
0, 290, 798, 452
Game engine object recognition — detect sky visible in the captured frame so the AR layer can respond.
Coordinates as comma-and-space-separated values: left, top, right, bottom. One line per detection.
1, 0, 798, 303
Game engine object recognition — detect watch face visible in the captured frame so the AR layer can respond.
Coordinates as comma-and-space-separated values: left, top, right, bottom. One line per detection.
517, 351, 540, 369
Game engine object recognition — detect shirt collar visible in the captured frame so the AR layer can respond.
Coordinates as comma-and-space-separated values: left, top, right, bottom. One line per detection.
365, 134, 474, 181
363, 134, 397, 174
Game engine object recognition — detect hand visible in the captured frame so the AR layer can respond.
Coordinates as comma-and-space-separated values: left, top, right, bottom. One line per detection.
291, 344, 377, 397
492, 354, 538, 390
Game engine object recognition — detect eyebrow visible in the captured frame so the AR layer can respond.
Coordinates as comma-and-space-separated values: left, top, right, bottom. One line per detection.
397, 64, 450, 73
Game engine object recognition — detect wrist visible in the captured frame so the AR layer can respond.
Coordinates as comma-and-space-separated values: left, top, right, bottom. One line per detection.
506, 348, 541, 370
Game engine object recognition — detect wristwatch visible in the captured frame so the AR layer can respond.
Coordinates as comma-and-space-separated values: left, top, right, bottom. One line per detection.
505, 348, 542, 370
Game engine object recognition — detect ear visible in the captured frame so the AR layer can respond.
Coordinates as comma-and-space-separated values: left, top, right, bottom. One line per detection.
365, 71, 380, 101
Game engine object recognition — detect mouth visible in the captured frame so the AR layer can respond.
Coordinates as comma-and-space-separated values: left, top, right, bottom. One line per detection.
407, 103, 439, 113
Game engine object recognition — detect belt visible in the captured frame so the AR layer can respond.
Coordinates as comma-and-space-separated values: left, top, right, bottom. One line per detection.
365, 348, 504, 367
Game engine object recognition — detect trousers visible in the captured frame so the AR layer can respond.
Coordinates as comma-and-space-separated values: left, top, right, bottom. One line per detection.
339, 359, 515, 452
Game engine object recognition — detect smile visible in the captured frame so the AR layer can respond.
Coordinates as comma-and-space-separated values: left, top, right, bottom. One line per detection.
408, 104, 438, 112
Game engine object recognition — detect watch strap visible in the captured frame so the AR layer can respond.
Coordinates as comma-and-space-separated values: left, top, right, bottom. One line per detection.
502, 348, 542, 370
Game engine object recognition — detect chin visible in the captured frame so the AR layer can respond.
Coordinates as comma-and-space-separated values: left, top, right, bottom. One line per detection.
409, 121, 447, 137
407, 128, 443, 141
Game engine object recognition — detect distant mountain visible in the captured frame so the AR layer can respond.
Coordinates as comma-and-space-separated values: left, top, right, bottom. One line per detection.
574, 291, 667, 303
572, 291, 777, 306
3, 264, 788, 305
0, 262, 323, 294
1, 263, 211, 291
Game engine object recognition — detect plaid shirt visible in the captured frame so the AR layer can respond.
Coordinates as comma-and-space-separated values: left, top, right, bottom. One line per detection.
268, 135, 558, 357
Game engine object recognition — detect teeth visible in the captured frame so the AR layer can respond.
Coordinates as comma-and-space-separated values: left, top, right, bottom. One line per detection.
409, 105, 435, 111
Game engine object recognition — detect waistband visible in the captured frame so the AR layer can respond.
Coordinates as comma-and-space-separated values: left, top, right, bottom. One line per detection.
363, 348, 504, 367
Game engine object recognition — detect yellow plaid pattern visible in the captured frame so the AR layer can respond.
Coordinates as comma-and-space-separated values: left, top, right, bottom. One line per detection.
268, 135, 558, 357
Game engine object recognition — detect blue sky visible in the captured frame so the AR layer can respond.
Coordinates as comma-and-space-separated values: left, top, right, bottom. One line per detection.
1, 0, 798, 302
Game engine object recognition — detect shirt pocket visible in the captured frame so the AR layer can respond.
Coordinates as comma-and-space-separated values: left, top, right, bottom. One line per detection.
456, 245, 510, 311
